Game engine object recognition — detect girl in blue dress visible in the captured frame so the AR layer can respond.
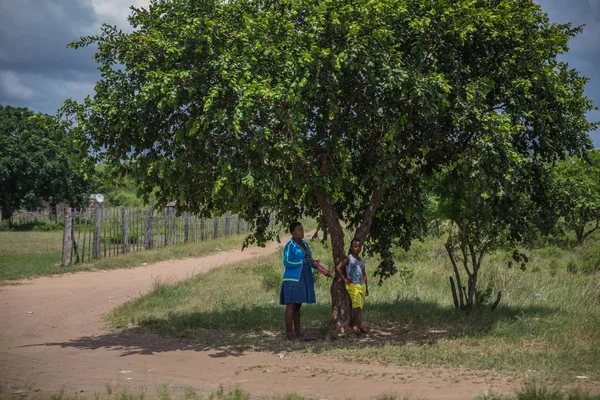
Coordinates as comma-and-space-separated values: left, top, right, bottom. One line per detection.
280, 221, 332, 341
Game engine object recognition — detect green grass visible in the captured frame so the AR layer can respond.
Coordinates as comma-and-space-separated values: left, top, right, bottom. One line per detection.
0, 231, 64, 282
0, 384, 325, 400
1, 383, 597, 400
105, 231, 600, 382
0, 231, 247, 284
477, 382, 600, 399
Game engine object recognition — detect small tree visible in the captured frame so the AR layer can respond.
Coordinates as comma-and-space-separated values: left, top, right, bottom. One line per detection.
436, 134, 559, 310
62, 0, 595, 327
552, 150, 600, 245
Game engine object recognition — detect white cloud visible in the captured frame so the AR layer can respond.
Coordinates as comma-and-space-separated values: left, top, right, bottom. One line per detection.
90, 0, 151, 31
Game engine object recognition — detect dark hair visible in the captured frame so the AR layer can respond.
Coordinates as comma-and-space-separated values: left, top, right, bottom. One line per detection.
348, 238, 361, 254
289, 221, 302, 234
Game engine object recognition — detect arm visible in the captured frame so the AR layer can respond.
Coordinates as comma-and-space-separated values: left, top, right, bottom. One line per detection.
363, 264, 369, 296
335, 257, 351, 284
312, 259, 333, 278
283, 242, 303, 270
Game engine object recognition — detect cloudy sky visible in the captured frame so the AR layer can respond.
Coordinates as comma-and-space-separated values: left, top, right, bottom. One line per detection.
0, 0, 599, 147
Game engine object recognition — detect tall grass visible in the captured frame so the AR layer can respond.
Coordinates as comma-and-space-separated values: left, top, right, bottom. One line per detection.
2, 383, 597, 400
106, 232, 600, 382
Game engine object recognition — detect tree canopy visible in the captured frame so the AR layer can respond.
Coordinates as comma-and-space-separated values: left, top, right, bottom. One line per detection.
0, 105, 91, 222
63, 0, 596, 323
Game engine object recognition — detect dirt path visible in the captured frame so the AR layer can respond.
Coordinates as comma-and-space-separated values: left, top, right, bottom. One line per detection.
0, 242, 541, 399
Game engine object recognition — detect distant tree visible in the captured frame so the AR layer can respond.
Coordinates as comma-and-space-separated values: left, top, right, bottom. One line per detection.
92, 163, 156, 207
552, 150, 600, 245
63, 0, 595, 325
0, 105, 91, 223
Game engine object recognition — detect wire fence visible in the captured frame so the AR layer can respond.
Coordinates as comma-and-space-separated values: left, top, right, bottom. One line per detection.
60, 205, 267, 266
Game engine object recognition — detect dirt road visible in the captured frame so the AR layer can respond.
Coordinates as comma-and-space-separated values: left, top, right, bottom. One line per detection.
0, 241, 533, 399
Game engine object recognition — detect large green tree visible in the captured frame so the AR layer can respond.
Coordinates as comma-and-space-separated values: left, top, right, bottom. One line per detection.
63, 0, 595, 328
0, 105, 91, 223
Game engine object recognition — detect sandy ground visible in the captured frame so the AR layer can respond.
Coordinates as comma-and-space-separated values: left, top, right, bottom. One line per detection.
0, 241, 596, 399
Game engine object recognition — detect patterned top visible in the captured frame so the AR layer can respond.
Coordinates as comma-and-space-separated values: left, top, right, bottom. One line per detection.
345, 254, 365, 284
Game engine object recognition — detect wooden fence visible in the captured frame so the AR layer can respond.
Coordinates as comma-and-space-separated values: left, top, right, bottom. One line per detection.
61, 205, 260, 266
8, 207, 66, 225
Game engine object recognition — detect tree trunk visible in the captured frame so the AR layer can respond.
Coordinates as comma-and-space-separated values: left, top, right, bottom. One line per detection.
449, 276, 459, 309
576, 226, 584, 245
316, 188, 353, 333
491, 291, 502, 311
316, 182, 387, 333
1, 208, 12, 225
467, 273, 476, 309
445, 241, 466, 310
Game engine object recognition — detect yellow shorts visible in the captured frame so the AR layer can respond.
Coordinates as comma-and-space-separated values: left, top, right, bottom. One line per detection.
345, 283, 366, 309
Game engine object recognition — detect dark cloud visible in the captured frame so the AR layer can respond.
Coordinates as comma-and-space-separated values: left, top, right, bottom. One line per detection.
0, 0, 98, 77
0, 0, 102, 114
536, 0, 600, 146
0, 0, 598, 146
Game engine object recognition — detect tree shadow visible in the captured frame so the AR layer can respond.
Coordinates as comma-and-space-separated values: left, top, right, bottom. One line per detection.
22, 299, 560, 358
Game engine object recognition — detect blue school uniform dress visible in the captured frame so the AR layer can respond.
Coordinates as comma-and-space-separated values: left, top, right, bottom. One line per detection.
279, 238, 316, 305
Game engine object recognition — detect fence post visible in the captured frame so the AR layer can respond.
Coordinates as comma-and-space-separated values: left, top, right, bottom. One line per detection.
49, 203, 58, 222
213, 216, 219, 239
72, 210, 79, 263
92, 203, 102, 259
184, 212, 190, 243
225, 212, 231, 236
145, 207, 153, 249
236, 216, 241, 235
167, 207, 174, 245
200, 217, 205, 241
122, 208, 129, 254
61, 207, 72, 266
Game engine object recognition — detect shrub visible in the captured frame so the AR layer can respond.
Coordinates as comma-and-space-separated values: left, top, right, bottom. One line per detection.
10, 220, 64, 231
102, 232, 140, 245
253, 263, 281, 291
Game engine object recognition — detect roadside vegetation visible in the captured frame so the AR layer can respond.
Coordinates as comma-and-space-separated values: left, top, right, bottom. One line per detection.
105, 227, 600, 383
2, 382, 598, 400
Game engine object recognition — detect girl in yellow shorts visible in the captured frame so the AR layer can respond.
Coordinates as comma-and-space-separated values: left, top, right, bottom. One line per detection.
336, 238, 369, 334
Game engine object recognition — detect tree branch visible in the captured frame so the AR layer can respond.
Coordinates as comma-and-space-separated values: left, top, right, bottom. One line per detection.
354, 182, 388, 242
445, 241, 465, 309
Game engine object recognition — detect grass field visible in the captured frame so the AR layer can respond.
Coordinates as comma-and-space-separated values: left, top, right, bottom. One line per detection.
106, 230, 600, 383
0, 231, 247, 284
0, 231, 64, 282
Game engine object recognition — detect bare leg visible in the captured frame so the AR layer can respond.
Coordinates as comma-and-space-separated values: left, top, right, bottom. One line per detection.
352, 307, 361, 334
356, 308, 368, 333
285, 303, 297, 340
293, 303, 302, 338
